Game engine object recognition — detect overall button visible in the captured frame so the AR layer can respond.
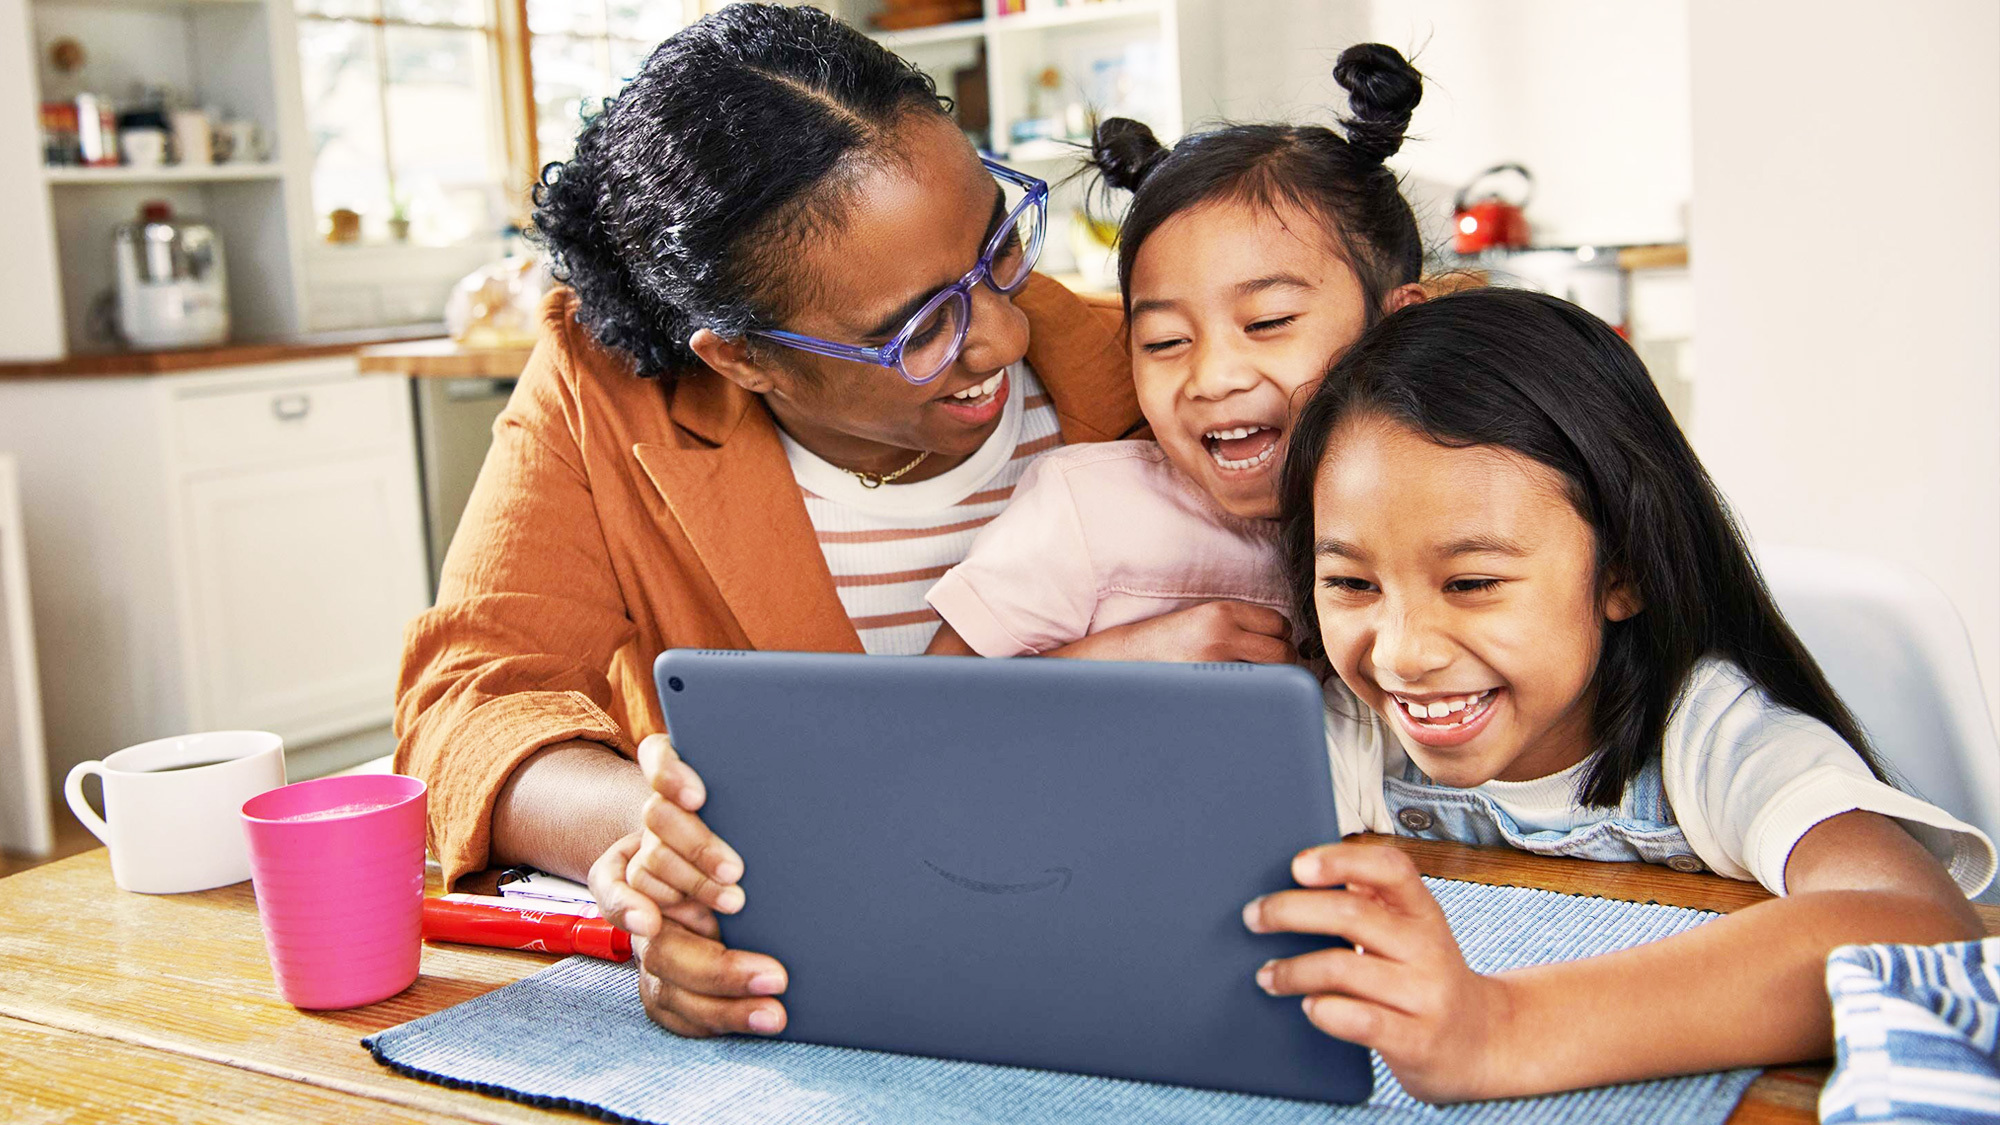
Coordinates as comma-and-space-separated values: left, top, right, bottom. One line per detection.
1396, 807, 1434, 833
1665, 853, 1704, 873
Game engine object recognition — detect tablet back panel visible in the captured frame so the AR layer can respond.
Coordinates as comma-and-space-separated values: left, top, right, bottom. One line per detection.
656, 650, 1370, 1104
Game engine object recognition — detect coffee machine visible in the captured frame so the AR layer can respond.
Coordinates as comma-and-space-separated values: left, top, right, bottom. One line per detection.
113, 202, 229, 350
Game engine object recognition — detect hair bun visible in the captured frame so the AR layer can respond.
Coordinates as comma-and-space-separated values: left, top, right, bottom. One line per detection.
1090, 117, 1168, 193
1332, 43, 1422, 164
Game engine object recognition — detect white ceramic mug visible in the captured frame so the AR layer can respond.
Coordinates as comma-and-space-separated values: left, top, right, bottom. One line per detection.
120, 127, 168, 168
65, 731, 287, 894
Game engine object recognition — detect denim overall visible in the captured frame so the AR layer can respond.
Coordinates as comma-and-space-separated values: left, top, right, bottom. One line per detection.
1382, 755, 1710, 874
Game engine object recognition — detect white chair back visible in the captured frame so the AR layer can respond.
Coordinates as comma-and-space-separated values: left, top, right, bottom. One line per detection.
1758, 545, 2000, 843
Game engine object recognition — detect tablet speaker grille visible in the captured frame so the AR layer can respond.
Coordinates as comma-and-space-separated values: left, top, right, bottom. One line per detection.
1186, 662, 1255, 672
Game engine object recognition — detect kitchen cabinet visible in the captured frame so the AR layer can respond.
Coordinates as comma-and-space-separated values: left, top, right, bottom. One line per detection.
180, 438, 426, 737
0, 359, 428, 798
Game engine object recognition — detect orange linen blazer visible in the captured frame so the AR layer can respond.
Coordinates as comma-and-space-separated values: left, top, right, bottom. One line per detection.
396, 274, 1140, 885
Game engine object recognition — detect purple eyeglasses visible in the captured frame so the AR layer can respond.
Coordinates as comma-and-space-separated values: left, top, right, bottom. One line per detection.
749, 158, 1049, 386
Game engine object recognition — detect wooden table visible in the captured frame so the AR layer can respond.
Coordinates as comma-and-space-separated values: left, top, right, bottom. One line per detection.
3, 839, 1992, 1124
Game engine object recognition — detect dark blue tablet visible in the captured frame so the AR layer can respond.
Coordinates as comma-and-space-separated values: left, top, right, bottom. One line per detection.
655, 649, 1369, 1104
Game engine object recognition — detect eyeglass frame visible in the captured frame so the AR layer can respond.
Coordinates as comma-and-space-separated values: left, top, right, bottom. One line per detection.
745, 157, 1050, 387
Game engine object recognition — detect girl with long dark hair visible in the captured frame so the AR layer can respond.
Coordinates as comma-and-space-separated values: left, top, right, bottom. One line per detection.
1250, 287, 1991, 1099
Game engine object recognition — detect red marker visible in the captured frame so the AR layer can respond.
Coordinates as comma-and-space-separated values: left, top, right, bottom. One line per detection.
422, 898, 633, 962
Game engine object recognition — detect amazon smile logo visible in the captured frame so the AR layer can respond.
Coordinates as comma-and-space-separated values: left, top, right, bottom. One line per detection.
923, 860, 1073, 895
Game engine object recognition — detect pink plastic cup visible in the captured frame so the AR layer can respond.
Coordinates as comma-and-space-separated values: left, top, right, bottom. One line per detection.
240, 774, 427, 1010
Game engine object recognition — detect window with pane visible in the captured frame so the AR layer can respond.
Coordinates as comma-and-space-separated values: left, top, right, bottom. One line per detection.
525, 0, 684, 167
296, 0, 506, 245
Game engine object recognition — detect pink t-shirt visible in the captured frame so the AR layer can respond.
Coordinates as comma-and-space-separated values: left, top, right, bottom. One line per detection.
925, 441, 1289, 656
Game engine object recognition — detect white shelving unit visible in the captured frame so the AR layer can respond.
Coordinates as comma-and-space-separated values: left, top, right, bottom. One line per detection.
10, 0, 306, 357
838, 0, 1181, 278
42, 161, 283, 184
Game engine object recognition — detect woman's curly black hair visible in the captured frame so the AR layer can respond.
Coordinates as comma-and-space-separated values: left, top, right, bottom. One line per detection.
530, 4, 950, 379
1085, 42, 1426, 320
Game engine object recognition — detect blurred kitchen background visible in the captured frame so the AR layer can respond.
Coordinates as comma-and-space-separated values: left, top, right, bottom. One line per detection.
0, 0, 1994, 870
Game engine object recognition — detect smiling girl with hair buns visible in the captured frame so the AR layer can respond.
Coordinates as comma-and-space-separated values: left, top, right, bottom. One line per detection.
924, 42, 1431, 661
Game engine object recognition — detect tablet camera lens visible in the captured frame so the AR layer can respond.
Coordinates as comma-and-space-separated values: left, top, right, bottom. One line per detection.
667, 677, 684, 692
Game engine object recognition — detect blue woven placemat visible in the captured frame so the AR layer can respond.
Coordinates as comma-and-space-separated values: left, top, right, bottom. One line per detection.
365, 878, 1758, 1124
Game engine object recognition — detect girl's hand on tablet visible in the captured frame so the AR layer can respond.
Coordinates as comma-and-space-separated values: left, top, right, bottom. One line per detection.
1243, 842, 1516, 1103
1052, 601, 1297, 665
628, 733, 748, 916
590, 830, 664, 939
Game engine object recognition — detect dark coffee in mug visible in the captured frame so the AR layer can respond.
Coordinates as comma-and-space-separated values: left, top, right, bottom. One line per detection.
66, 730, 287, 894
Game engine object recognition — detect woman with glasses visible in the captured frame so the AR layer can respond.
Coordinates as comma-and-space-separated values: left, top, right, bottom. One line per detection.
396, 4, 1285, 1038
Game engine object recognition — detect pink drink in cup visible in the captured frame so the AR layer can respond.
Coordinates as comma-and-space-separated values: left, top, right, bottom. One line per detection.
241, 774, 427, 1010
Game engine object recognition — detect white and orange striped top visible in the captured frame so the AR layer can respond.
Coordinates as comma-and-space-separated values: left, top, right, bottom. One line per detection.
778, 363, 1064, 654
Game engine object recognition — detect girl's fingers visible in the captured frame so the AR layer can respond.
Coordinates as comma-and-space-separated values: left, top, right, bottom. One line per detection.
1298, 994, 1410, 1055
1225, 602, 1293, 639
632, 822, 746, 914
1244, 887, 1421, 962
638, 733, 707, 811
588, 831, 663, 939
1257, 946, 1430, 1019
641, 788, 745, 884
1235, 633, 1300, 665
1290, 843, 1444, 922
623, 850, 690, 909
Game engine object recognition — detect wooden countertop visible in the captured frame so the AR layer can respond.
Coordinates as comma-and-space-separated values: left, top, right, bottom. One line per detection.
0, 325, 448, 380
1618, 243, 1690, 271
357, 336, 535, 380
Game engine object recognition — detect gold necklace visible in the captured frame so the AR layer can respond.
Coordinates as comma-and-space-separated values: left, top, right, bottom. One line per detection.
846, 449, 931, 489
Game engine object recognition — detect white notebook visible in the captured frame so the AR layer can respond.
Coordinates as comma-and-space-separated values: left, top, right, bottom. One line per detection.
497, 868, 600, 917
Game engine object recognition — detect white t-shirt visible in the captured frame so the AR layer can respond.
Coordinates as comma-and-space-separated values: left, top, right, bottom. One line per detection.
1325, 657, 1996, 897
779, 363, 1063, 654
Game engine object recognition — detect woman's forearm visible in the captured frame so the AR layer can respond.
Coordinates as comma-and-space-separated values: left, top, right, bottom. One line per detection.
1489, 889, 1982, 1096
490, 740, 655, 881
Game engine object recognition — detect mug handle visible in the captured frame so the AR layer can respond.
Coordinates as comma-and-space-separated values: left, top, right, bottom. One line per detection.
64, 762, 112, 846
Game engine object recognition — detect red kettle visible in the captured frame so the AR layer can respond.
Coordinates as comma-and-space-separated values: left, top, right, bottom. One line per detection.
1452, 163, 1533, 255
